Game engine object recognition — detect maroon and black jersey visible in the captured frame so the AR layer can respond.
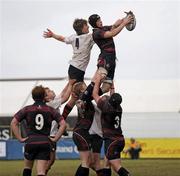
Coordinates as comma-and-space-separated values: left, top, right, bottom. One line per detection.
97, 95, 123, 139
74, 101, 95, 131
14, 101, 62, 144
92, 26, 116, 54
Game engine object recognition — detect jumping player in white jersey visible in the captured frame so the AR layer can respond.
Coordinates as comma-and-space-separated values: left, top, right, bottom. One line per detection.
43, 18, 94, 120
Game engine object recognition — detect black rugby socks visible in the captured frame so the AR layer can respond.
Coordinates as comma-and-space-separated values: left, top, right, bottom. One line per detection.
117, 167, 130, 176
75, 165, 89, 176
23, 168, 32, 176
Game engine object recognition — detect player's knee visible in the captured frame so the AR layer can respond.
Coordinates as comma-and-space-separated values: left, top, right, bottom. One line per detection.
72, 82, 87, 97
69, 79, 77, 85
101, 83, 111, 93
97, 67, 107, 80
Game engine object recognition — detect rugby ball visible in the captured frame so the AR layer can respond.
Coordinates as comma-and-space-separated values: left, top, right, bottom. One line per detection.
125, 11, 136, 31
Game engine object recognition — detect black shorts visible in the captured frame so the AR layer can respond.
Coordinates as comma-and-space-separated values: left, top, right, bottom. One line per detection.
90, 134, 103, 153
24, 143, 51, 160
68, 65, 85, 82
104, 136, 125, 160
97, 53, 116, 80
73, 129, 91, 151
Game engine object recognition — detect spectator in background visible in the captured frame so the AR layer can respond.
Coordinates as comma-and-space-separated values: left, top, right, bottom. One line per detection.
124, 138, 142, 159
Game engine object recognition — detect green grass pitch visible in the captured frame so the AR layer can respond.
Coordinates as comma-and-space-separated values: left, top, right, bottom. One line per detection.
0, 159, 180, 176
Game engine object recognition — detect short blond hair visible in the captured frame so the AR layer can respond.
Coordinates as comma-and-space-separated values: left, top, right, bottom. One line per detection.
73, 18, 87, 35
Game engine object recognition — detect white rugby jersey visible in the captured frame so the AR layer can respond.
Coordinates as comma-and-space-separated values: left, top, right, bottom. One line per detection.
46, 95, 61, 137
64, 33, 94, 71
89, 102, 103, 137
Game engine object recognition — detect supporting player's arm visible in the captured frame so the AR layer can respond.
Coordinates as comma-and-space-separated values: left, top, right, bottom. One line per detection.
92, 75, 101, 104
60, 82, 74, 105
43, 28, 65, 42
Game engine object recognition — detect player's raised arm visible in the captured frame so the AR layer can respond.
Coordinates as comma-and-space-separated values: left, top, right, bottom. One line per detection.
111, 19, 124, 29
43, 28, 65, 42
92, 75, 102, 104
60, 82, 73, 104
103, 15, 133, 38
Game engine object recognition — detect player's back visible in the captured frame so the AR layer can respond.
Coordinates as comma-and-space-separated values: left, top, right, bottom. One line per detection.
15, 101, 61, 144
97, 95, 123, 139
74, 101, 95, 131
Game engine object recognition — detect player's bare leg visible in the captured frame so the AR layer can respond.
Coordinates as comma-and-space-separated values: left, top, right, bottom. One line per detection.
23, 159, 34, 176
75, 151, 90, 176
36, 160, 48, 176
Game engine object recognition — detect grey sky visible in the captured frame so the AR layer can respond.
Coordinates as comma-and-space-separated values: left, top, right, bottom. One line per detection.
0, 0, 180, 80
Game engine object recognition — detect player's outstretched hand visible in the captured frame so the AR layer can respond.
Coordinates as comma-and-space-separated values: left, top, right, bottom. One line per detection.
43, 28, 53, 38
122, 14, 134, 26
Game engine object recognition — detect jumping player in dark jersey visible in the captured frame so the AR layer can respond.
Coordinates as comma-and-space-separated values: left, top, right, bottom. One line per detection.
93, 76, 131, 176
79, 13, 133, 105
10, 85, 66, 176
43, 18, 94, 125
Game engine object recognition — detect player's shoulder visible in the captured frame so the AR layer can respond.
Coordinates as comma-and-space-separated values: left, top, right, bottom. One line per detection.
65, 33, 76, 41
46, 104, 58, 114
24, 104, 32, 109
101, 95, 109, 101
23, 104, 34, 111
79, 33, 92, 39
97, 95, 109, 108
